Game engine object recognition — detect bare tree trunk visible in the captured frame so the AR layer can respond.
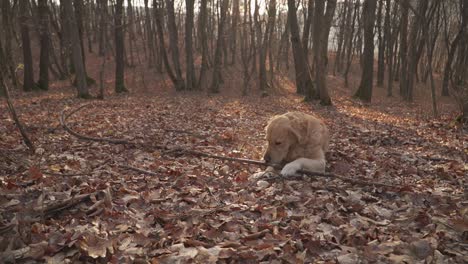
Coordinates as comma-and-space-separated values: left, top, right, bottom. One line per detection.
154, 0, 177, 85
313, 0, 336, 105
343, 1, 358, 87
384, 0, 395, 96
74, 0, 87, 70
399, 0, 409, 97
442, 27, 464, 96
185, 0, 196, 90
231, 0, 240, 65
98, 0, 108, 56
62, 0, 90, 98
197, 0, 209, 89
240, 0, 253, 95
114, 0, 127, 93
19, 0, 36, 91
276, 15, 290, 70
334, 0, 347, 75
376, 0, 385, 87
127, 0, 135, 67
259, 0, 276, 92
354, 0, 377, 103
302, 0, 314, 58
209, 0, 229, 93
38, 0, 50, 91
1, 0, 18, 89
166, 0, 185, 91
288, 0, 315, 99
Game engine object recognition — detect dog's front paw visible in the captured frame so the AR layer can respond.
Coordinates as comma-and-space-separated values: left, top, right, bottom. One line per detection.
281, 162, 301, 177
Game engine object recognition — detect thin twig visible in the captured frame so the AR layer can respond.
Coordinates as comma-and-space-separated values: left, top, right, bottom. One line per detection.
118, 164, 159, 176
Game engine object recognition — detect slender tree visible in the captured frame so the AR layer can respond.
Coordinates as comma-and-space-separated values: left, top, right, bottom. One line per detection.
115, 0, 128, 93
37, 0, 50, 90
288, 0, 315, 99
185, 0, 195, 90
19, 0, 37, 91
354, 0, 378, 102
313, 0, 336, 105
210, 0, 229, 93
1, 0, 18, 89
62, 0, 90, 97
165, 0, 185, 91
197, 0, 209, 89
259, 0, 276, 92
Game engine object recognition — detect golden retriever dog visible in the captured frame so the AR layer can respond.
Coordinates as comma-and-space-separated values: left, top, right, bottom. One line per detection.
263, 112, 329, 176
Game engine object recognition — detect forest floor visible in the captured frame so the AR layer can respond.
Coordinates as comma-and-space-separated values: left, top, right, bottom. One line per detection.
0, 64, 467, 263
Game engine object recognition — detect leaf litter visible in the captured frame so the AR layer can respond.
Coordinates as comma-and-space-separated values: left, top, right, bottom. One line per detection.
0, 90, 467, 263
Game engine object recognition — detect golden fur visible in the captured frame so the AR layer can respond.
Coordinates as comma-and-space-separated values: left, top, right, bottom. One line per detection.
263, 112, 329, 176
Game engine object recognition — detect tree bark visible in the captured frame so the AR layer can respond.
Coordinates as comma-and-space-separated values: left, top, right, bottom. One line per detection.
197, 0, 209, 89
259, 0, 276, 92
114, 0, 127, 93
19, 0, 36, 91
38, 0, 50, 91
62, 0, 90, 98
185, 0, 196, 90
209, 0, 229, 93
288, 0, 315, 99
165, 0, 185, 91
354, 0, 377, 103
302, 0, 314, 58
1, 0, 18, 89
399, 0, 409, 97
376, 0, 385, 87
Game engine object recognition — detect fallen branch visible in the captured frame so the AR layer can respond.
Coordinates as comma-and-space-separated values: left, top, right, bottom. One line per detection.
60, 104, 134, 145
118, 164, 159, 176
34, 192, 94, 218
2, 79, 35, 153
262, 171, 399, 190
60, 104, 168, 151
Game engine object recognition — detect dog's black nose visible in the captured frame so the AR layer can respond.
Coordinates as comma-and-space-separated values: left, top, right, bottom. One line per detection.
263, 154, 271, 163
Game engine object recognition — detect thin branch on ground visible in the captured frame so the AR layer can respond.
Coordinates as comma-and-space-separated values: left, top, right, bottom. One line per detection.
2, 79, 35, 153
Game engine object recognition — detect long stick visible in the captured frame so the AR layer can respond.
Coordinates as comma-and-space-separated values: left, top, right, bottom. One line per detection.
2, 79, 35, 153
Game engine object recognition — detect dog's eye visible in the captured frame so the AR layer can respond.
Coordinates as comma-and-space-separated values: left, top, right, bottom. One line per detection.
275, 141, 282, 145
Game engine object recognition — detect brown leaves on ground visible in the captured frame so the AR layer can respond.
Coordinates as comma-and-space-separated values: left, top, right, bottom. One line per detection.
0, 87, 467, 263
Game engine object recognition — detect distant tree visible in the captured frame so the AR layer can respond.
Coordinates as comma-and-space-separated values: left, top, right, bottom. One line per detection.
19, 0, 37, 91
313, 0, 336, 105
98, 0, 109, 56
197, 0, 209, 89
114, 0, 128, 93
343, 1, 359, 87
165, 0, 185, 91
209, 0, 229, 93
62, 0, 90, 98
185, 0, 195, 90
287, 0, 315, 99
376, 0, 385, 87
302, 0, 314, 58
354, 0, 377, 103
1, 0, 18, 89
399, 0, 409, 98
37, 0, 50, 91
230, 0, 240, 65
259, 0, 276, 92
240, 0, 254, 95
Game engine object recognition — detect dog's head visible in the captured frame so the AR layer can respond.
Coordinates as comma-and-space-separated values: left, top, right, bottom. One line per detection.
263, 115, 301, 164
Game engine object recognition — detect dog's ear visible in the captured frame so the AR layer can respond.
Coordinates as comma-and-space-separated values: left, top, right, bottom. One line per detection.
288, 126, 302, 143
